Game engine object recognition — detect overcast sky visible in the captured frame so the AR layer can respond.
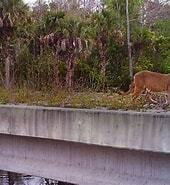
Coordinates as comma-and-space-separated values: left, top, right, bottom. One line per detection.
23, 0, 37, 5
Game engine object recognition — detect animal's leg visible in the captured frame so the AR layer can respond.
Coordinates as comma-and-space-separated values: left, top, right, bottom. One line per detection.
132, 87, 143, 100
165, 95, 168, 105
161, 94, 169, 109
144, 88, 151, 97
145, 90, 158, 104
167, 85, 170, 105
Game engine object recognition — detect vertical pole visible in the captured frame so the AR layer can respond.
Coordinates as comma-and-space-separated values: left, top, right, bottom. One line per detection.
5, 56, 10, 89
126, 0, 133, 80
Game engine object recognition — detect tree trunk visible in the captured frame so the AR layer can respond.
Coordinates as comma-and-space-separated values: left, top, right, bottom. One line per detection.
126, 0, 133, 80
5, 56, 11, 89
52, 52, 60, 88
99, 43, 108, 77
8, 172, 17, 185
100, 57, 108, 78
99, 44, 108, 90
54, 62, 60, 88
140, 2, 145, 27
84, 0, 86, 8
66, 56, 75, 89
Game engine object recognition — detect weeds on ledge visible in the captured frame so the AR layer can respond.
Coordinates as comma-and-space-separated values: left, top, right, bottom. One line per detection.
0, 87, 150, 111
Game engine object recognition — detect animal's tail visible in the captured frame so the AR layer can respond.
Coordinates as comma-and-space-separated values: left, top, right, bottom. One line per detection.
119, 81, 135, 95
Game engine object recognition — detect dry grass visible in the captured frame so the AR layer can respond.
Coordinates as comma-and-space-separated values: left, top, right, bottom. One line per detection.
0, 87, 148, 111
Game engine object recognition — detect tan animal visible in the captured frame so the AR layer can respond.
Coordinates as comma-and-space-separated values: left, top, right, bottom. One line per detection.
125, 70, 170, 104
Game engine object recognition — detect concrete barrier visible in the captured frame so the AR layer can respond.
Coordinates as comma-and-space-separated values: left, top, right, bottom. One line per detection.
0, 104, 170, 153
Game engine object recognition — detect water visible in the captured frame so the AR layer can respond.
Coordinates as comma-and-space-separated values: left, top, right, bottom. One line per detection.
0, 171, 75, 185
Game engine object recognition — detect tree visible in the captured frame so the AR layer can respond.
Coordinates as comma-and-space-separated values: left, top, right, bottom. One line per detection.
29, 13, 91, 89
33, 0, 48, 17
144, 0, 170, 25
0, 0, 28, 89
126, 0, 133, 80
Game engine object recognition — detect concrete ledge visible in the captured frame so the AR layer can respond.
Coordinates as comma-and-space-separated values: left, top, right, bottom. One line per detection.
0, 105, 170, 153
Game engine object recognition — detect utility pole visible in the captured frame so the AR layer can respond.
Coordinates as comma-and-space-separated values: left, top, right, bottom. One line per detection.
126, 0, 133, 80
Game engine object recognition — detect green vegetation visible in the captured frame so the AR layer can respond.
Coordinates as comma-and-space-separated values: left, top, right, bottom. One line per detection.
0, 88, 145, 110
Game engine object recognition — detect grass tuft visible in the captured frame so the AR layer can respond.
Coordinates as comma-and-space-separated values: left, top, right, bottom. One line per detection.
0, 87, 149, 111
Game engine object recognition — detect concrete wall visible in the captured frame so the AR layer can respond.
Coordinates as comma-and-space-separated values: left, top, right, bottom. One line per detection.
0, 105, 170, 184
0, 134, 170, 185
0, 105, 170, 153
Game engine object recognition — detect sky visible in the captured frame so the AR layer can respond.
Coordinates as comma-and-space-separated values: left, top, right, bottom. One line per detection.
23, 0, 38, 5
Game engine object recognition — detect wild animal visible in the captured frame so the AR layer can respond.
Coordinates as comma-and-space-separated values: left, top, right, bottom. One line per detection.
124, 70, 170, 104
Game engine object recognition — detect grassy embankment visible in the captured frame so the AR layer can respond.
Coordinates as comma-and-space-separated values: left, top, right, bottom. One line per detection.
0, 87, 149, 110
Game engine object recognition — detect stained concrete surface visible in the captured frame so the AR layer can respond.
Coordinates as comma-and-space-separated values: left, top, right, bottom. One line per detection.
0, 105, 169, 153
